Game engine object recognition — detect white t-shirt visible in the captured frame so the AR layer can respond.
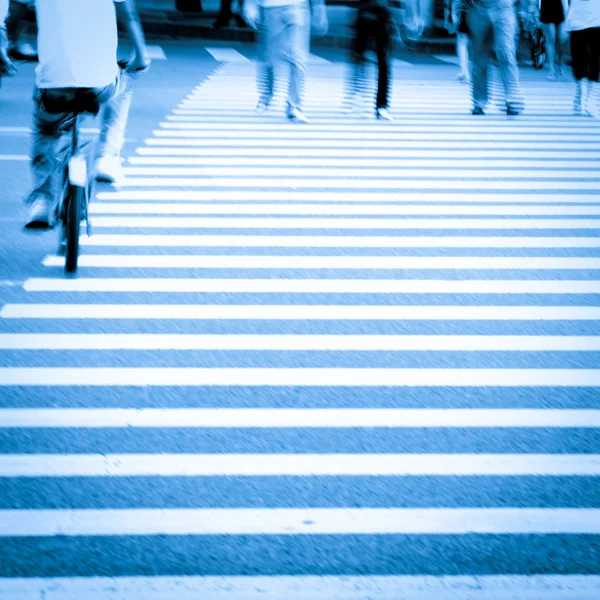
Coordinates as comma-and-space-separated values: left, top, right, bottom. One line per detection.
35, 0, 125, 89
567, 0, 600, 31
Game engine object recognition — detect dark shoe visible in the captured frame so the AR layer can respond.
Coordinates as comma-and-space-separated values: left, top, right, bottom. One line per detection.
8, 43, 38, 62
24, 197, 53, 231
506, 103, 523, 116
472, 106, 485, 115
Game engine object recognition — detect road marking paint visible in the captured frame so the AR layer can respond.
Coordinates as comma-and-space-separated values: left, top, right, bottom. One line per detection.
1, 508, 598, 536
3, 575, 600, 600
96, 189, 600, 203
117, 178, 600, 190
78, 234, 600, 248
2, 407, 598, 428
88, 203, 600, 216
76, 216, 600, 229
2, 454, 599, 477
3, 304, 599, 321
204, 47, 251, 62
0, 154, 28, 161
120, 166, 600, 179
3, 333, 600, 351
21, 278, 600, 294
42, 254, 600, 270
0, 367, 598, 387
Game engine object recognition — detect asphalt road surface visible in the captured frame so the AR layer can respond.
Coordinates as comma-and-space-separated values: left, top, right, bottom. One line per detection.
0, 41, 599, 600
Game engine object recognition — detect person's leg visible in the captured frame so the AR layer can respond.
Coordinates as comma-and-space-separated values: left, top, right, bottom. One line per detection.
584, 27, 600, 118
25, 88, 75, 229
5, 0, 36, 60
256, 6, 277, 111
543, 23, 557, 78
0, 15, 16, 75
556, 21, 565, 74
490, 3, 523, 113
214, 0, 234, 28
96, 73, 134, 183
466, 3, 492, 113
457, 33, 470, 82
344, 9, 369, 111
570, 28, 586, 114
284, 1, 310, 119
375, 9, 392, 115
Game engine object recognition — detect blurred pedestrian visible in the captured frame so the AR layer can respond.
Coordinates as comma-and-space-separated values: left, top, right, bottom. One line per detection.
540, 0, 569, 79
5, 0, 37, 61
342, 0, 397, 120
0, 0, 18, 77
445, 0, 470, 83
244, 0, 328, 122
464, 0, 524, 115
214, 0, 247, 29
566, 0, 600, 117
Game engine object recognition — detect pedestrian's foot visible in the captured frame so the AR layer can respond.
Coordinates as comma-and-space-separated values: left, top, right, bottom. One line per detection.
287, 106, 308, 123
546, 71, 557, 81
95, 154, 124, 185
256, 100, 269, 115
457, 72, 470, 84
585, 104, 599, 119
8, 43, 38, 62
472, 106, 485, 115
0, 58, 18, 77
506, 101, 524, 116
376, 107, 393, 121
341, 97, 355, 114
24, 197, 53, 231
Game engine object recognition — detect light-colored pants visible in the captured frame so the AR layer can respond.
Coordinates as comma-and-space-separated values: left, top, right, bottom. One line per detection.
467, 0, 522, 109
257, 2, 310, 111
27, 73, 132, 208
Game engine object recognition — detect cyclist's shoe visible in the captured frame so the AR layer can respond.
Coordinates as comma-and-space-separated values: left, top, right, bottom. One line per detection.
95, 154, 124, 184
8, 43, 38, 62
24, 197, 53, 231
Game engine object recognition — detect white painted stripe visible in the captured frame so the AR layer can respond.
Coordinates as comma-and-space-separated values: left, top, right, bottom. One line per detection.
159, 121, 597, 135
153, 129, 598, 142
0, 368, 598, 387
0, 154, 28, 161
146, 45, 167, 60
21, 278, 600, 294
78, 234, 600, 249
2, 333, 598, 351
81, 216, 600, 229
117, 178, 600, 191
2, 408, 598, 428
1, 508, 598, 536
2, 454, 598, 477
42, 254, 600, 270
88, 203, 600, 216
145, 137, 600, 149
135, 146, 600, 159
2, 575, 600, 600
128, 156, 595, 169
96, 190, 600, 204
3, 304, 599, 321
204, 47, 250, 62
121, 167, 600, 180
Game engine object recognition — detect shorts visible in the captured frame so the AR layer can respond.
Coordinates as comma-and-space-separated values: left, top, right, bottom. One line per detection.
540, 0, 565, 25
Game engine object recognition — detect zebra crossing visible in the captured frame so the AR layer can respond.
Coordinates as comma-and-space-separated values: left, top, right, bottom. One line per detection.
1, 53, 600, 598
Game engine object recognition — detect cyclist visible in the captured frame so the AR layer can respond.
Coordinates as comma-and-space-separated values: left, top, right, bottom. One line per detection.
24, 0, 149, 230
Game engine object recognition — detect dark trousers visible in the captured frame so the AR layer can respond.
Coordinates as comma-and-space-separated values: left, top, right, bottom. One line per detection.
349, 7, 393, 109
570, 27, 600, 82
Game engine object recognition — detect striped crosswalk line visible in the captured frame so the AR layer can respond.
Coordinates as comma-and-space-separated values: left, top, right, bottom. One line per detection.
1, 52, 599, 596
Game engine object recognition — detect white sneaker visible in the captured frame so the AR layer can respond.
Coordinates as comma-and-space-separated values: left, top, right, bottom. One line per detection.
376, 108, 393, 121
287, 106, 308, 123
584, 81, 600, 118
24, 197, 52, 230
95, 154, 124, 184
574, 81, 583, 115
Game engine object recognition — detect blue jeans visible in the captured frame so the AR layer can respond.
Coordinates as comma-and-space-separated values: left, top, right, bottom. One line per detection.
467, 0, 522, 109
27, 73, 132, 209
257, 2, 310, 111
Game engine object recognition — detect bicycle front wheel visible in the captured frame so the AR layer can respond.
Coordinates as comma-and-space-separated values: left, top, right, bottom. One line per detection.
65, 183, 83, 273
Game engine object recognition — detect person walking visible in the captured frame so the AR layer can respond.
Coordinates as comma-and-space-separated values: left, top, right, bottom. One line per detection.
0, 0, 17, 77
540, 0, 569, 79
4, 0, 37, 61
243, 0, 328, 123
566, 0, 600, 117
463, 0, 525, 115
342, 0, 396, 120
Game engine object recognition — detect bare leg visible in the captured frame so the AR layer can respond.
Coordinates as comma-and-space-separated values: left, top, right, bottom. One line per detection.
544, 23, 557, 79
